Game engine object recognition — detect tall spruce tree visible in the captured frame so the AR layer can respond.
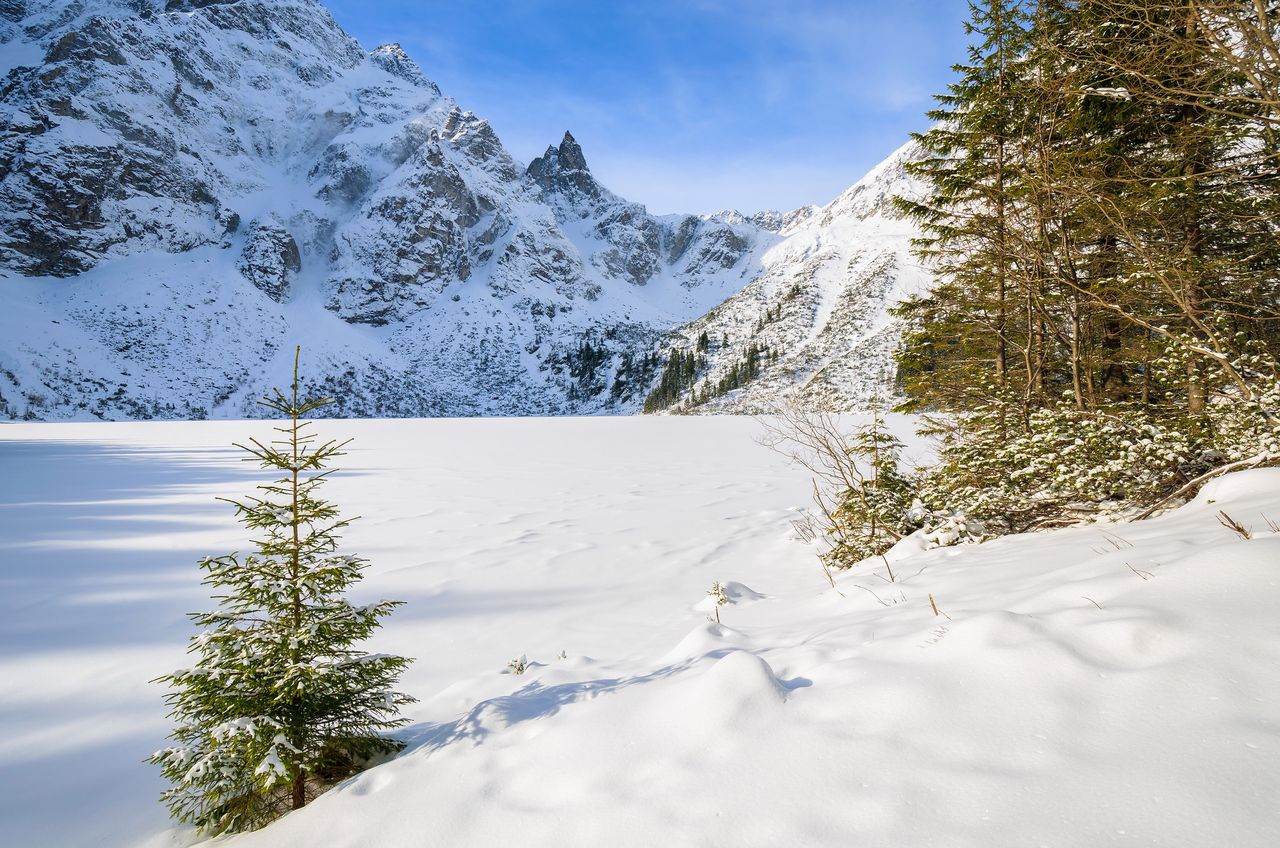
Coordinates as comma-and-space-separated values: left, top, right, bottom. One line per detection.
150, 348, 413, 835
896, 0, 1033, 415
1047, 1, 1280, 414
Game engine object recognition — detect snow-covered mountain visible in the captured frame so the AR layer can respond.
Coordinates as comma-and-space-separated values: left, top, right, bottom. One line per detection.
646, 141, 930, 414
0, 0, 928, 420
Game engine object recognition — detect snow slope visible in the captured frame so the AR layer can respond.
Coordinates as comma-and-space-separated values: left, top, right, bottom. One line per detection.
1, 417, 1276, 847
654, 141, 932, 413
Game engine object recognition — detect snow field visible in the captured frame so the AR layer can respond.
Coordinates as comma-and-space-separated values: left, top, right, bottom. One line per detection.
0, 417, 1276, 847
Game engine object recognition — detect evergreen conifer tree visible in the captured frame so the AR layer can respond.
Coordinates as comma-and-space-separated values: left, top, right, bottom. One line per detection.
896, 0, 1032, 413
150, 348, 414, 835
889, 0, 1278, 528
821, 406, 916, 569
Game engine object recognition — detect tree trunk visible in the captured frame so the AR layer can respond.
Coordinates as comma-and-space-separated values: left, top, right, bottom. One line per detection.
1070, 295, 1085, 410
994, 0, 1009, 390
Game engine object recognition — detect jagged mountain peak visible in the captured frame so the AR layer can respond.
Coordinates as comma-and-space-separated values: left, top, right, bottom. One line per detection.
9, 0, 337, 31
526, 129, 603, 205
706, 209, 789, 230
160, 0, 243, 12
820, 138, 922, 224
556, 130, 588, 171
370, 41, 439, 94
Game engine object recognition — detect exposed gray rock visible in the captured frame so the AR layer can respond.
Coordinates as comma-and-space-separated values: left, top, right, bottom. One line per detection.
369, 42, 440, 95
327, 137, 479, 323
684, 225, 752, 274
526, 131, 601, 207
592, 205, 660, 286
747, 210, 784, 231
237, 215, 300, 302
663, 215, 699, 263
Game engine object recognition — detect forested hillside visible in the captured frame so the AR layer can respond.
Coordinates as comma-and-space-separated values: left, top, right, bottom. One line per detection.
883, 0, 1279, 534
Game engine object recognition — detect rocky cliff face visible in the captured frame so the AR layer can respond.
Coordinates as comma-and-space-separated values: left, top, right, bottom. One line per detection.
0, 0, 927, 421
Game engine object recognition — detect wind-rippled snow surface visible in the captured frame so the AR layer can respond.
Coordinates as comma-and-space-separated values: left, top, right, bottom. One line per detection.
0, 417, 1276, 847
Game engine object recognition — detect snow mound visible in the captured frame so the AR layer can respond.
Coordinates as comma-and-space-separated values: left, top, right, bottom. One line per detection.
1195, 466, 1280, 508
718, 580, 768, 602
664, 649, 790, 731
693, 579, 768, 612
658, 620, 752, 664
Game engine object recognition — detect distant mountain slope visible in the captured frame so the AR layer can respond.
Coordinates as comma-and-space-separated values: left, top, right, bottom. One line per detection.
0, 0, 928, 420
644, 141, 929, 414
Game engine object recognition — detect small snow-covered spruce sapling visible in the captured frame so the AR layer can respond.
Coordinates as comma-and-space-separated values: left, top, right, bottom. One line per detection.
149, 347, 414, 835
707, 581, 729, 623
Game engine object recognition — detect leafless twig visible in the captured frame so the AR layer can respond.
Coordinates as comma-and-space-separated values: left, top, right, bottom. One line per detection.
851, 583, 892, 607
927, 592, 951, 620
1099, 531, 1133, 550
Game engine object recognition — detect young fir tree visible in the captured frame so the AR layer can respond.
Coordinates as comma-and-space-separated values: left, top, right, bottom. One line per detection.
821, 406, 916, 570
150, 348, 413, 835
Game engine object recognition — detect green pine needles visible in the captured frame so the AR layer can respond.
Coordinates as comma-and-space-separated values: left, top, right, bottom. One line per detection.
762, 402, 917, 572
150, 347, 414, 835
820, 411, 916, 570
886, 0, 1280, 532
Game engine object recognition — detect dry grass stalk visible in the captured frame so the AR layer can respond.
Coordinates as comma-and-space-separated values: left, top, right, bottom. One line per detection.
1217, 510, 1252, 540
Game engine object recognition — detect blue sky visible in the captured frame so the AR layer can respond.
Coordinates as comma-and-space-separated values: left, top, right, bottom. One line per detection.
324, 1, 973, 215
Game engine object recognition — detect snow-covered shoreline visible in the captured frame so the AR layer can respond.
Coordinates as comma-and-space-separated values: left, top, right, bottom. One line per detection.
1, 417, 1276, 847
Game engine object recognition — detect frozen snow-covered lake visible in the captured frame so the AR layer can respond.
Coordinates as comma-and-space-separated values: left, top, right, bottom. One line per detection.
0, 416, 826, 846
1, 416, 1277, 848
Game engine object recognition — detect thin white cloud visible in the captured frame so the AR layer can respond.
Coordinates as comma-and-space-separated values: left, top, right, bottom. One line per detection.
587, 145, 897, 216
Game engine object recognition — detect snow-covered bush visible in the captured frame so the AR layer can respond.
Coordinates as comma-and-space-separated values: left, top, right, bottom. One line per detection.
921, 398, 1204, 531
770, 354, 1277, 575
907, 500, 986, 548
762, 403, 919, 572
506, 655, 529, 675
920, 356, 1280, 533
1205, 351, 1280, 464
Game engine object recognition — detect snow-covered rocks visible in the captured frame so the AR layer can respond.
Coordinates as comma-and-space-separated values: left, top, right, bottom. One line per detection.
526, 131, 603, 208
237, 216, 301, 302
649, 140, 931, 414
